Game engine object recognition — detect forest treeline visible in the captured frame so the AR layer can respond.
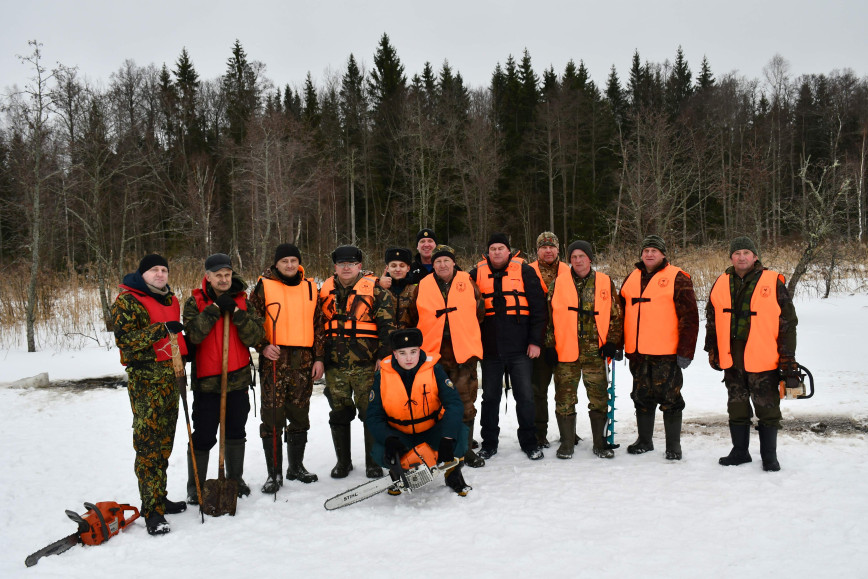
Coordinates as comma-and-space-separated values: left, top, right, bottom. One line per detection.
2, 36, 867, 349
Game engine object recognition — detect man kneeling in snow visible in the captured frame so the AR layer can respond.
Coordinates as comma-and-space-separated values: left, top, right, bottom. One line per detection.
365, 328, 471, 496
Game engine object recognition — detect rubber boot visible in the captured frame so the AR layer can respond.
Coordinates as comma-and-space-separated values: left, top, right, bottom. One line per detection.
261, 434, 283, 494
719, 423, 752, 466
329, 424, 353, 478
225, 439, 251, 497
627, 410, 655, 454
663, 412, 682, 460
364, 427, 384, 479
463, 420, 485, 468
758, 424, 780, 472
286, 430, 318, 483
444, 461, 472, 496
556, 413, 577, 459
186, 448, 209, 505
590, 411, 614, 458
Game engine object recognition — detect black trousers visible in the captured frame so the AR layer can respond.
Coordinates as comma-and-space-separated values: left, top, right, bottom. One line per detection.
191, 389, 250, 450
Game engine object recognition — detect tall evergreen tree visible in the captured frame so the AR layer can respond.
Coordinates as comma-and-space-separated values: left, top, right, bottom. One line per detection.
222, 39, 259, 145
666, 45, 693, 119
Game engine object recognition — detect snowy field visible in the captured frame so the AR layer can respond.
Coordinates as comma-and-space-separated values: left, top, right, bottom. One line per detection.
2, 293, 867, 578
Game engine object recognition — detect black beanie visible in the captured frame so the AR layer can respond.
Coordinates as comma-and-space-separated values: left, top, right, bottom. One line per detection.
641, 235, 667, 255
729, 236, 759, 257
389, 328, 424, 351
384, 247, 413, 265
416, 228, 437, 244
204, 253, 232, 272
274, 243, 302, 264
138, 254, 169, 274
487, 232, 510, 249
566, 240, 594, 262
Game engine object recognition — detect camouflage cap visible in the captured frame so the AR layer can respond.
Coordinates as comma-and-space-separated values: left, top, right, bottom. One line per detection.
641, 235, 667, 255
536, 231, 559, 249
432, 244, 456, 262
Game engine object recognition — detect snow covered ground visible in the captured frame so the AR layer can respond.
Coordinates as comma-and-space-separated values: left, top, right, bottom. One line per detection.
2, 293, 867, 578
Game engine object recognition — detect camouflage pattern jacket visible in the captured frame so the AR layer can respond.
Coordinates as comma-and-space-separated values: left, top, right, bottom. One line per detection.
183, 273, 264, 393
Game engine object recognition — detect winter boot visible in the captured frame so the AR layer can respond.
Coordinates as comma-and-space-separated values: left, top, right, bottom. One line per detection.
286, 430, 318, 483
627, 410, 655, 454
364, 427, 384, 478
225, 438, 251, 497
719, 423, 752, 466
186, 448, 209, 505
329, 424, 353, 479
758, 424, 781, 472
556, 413, 577, 459
145, 512, 170, 536
261, 433, 283, 494
444, 462, 472, 496
663, 412, 682, 460
463, 420, 485, 468
590, 411, 614, 459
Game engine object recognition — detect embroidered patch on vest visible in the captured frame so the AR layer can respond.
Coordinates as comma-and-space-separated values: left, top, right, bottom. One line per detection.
761, 285, 771, 298
658, 278, 669, 288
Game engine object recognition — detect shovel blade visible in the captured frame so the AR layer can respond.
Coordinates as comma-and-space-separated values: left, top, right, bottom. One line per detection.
202, 478, 238, 517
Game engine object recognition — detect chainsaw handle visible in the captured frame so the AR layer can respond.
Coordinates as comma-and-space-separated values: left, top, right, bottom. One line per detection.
118, 504, 140, 527
797, 364, 815, 399
83, 503, 109, 543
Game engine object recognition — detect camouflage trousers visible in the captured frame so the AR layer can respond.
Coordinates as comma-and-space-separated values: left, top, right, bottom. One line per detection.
553, 351, 609, 416
628, 355, 685, 416
259, 358, 314, 437
126, 365, 178, 518
724, 367, 782, 428
324, 363, 376, 424
437, 340, 480, 422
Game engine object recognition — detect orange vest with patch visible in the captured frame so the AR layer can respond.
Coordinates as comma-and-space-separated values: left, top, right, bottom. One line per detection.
260, 268, 318, 347
621, 264, 684, 355
709, 269, 783, 372
379, 356, 445, 434
415, 271, 482, 364
551, 270, 612, 362
320, 274, 379, 339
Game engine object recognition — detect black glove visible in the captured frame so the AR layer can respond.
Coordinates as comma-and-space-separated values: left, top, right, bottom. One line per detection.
599, 342, 621, 360
437, 437, 455, 464
215, 294, 237, 314
544, 347, 559, 366
384, 436, 406, 466
778, 356, 799, 378
165, 321, 184, 334
676, 355, 692, 370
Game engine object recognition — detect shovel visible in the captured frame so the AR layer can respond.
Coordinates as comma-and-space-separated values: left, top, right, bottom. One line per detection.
202, 311, 239, 516
168, 331, 204, 523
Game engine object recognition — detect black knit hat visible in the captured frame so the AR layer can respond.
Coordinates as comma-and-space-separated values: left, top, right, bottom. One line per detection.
274, 243, 302, 264
138, 254, 169, 274
566, 240, 594, 262
204, 253, 232, 272
729, 236, 759, 257
432, 244, 456, 263
641, 235, 667, 255
384, 247, 412, 265
487, 232, 510, 249
332, 245, 363, 264
389, 328, 423, 351
416, 228, 437, 244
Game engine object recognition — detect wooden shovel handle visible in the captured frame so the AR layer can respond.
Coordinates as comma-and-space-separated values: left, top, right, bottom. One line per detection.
218, 311, 231, 478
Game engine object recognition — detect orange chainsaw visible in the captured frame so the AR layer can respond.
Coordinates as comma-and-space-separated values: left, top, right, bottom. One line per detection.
25, 501, 140, 567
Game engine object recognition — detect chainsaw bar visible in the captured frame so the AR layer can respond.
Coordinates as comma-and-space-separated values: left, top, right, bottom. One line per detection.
25, 532, 79, 567
324, 459, 458, 510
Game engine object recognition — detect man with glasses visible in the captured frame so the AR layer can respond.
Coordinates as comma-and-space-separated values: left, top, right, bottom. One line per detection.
320, 245, 397, 478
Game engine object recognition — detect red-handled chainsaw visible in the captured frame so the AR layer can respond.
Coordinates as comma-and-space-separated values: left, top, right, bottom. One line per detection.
25, 501, 140, 567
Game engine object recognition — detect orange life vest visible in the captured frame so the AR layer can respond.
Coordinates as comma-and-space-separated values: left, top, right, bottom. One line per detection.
551, 270, 613, 362
709, 269, 783, 372
260, 268, 318, 347
379, 356, 445, 434
191, 281, 251, 378
529, 260, 570, 294
415, 271, 483, 364
320, 274, 379, 339
117, 285, 188, 364
621, 264, 685, 355
474, 258, 530, 318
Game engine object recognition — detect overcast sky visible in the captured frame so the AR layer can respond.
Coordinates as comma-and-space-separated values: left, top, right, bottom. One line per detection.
3, 0, 866, 96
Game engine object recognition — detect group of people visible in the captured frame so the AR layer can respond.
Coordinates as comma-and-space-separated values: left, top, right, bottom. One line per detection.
112, 229, 799, 535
